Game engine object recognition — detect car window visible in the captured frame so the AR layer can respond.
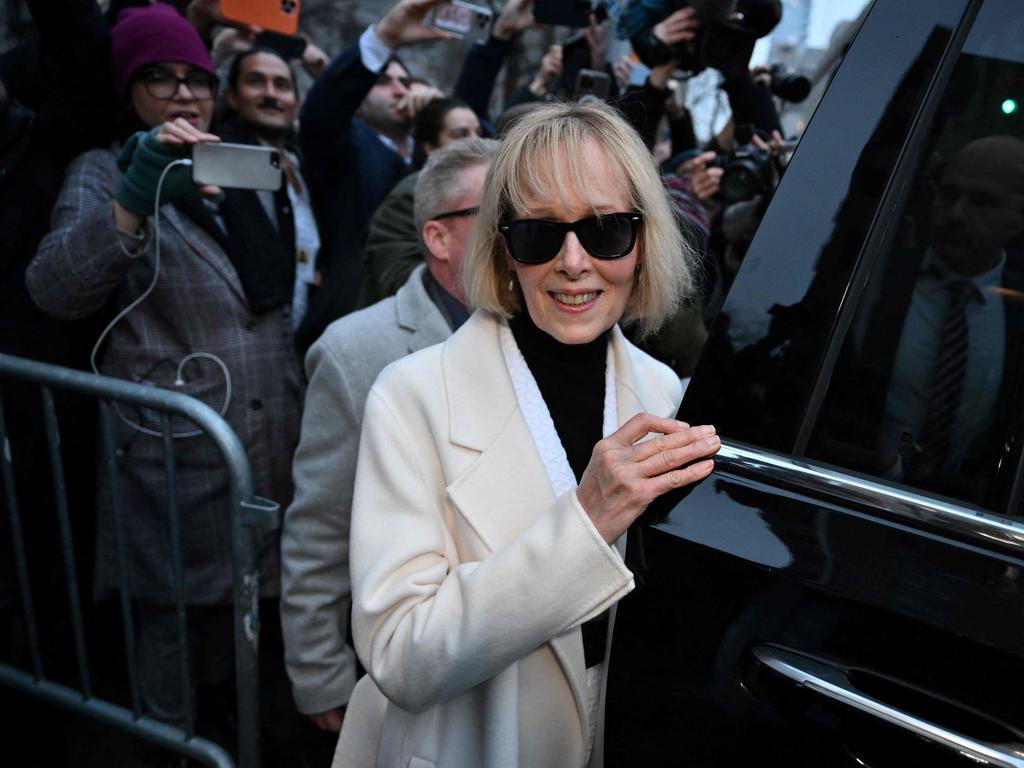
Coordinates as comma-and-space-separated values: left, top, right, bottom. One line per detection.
805, 0, 1024, 514
682, 0, 968, 453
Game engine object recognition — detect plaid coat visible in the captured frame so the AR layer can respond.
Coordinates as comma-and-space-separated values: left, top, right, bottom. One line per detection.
27, 148, 304, 605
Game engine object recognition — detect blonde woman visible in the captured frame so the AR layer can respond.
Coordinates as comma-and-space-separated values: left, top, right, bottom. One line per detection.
335, 101, 720, 768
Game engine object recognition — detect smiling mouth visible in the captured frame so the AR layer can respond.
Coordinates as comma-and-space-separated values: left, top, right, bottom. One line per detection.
551, 291, 600, 306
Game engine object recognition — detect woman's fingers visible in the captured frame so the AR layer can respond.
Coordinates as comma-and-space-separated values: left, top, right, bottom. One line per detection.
635, 431, 719, 478
608, 411, 690, 447
157, 118, 219, 146
579, 412, 718, 543
652, 459, 716, 494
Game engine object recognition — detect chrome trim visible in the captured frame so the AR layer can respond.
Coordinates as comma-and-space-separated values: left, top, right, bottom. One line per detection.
714, 441, 1024, 552
754, 646, 1024, 768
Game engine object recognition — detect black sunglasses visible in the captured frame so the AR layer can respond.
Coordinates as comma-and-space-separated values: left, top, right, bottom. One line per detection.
499, 212, 643, 265
431, 206, 479, 222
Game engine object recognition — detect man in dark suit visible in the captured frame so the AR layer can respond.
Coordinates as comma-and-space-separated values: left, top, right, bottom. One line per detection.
296, 0, 448, 352
218, 47, 323, 331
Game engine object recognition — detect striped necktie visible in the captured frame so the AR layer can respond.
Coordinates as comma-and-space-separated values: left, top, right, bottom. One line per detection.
914, 279, 981, 475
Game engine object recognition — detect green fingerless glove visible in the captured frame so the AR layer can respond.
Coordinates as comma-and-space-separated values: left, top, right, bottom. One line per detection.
115, 128, 193, 217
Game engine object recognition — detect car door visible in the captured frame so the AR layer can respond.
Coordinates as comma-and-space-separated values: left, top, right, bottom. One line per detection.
606, 0, 1024, 765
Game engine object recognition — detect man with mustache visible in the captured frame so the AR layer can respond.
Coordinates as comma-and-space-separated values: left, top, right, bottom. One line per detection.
219, 47, 322, 331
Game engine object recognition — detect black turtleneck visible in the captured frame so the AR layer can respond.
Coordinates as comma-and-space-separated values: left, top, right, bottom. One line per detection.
509, 313, 608, 482
509, 312, 611, 668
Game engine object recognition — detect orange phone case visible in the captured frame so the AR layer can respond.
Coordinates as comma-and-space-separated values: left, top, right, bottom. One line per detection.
220, 0, 300, 36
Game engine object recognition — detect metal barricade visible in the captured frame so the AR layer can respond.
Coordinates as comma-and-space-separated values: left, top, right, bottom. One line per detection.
0, 352, 279, 768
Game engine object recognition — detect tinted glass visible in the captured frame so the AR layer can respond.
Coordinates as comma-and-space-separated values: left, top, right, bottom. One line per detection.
806, 0, 1024, 513
683, 0, 969, 452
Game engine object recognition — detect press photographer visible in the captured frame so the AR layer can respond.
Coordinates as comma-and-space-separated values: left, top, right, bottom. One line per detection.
621, 0, 784, 135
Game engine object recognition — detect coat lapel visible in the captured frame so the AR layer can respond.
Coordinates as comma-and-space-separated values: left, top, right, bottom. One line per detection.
161, 205, 248, 303
610, 324, 677, 424
443, 314, 594, 743
395, 266, 452, 355
443, 312, 538, 548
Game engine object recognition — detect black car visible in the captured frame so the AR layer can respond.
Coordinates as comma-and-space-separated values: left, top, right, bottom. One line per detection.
607, 0, 1024, 765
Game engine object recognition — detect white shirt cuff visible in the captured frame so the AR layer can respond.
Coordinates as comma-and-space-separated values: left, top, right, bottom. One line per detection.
359, 26, 393, 74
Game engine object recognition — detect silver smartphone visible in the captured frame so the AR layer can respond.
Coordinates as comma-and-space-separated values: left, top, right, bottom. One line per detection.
191, 142, 283, 191
426, 0, 493, 43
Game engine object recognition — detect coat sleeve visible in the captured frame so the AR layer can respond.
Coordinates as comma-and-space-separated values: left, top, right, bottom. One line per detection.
26, 150, 150, 320
299, 43, 378, 190
365, 174, 421, 301
350, 383, 634, 714
280, 336, 361, 714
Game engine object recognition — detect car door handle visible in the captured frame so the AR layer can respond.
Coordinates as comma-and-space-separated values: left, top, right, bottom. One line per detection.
753, 645, 1024, 768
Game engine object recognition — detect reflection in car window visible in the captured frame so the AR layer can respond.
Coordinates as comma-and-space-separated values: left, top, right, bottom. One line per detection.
806, 0, 1024, 512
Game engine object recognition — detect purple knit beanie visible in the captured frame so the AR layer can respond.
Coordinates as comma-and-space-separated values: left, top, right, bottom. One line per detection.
110, 3, 214, 98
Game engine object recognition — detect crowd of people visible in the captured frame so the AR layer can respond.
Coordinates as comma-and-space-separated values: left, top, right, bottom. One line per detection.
0, 0, 794, 765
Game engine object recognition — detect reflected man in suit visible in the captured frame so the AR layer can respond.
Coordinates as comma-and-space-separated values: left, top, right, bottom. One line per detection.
882, 135, 1024, 498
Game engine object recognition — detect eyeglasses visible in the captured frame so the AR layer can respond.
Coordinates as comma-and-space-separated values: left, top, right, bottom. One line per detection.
136, 67, 218, 101
431, 206, 479, 222
499, 212, 643, 265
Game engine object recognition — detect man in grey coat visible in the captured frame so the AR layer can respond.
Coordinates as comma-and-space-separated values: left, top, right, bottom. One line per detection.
280, 137, 499, 733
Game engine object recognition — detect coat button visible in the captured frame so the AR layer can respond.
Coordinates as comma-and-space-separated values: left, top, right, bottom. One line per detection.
250, 399, 263, 411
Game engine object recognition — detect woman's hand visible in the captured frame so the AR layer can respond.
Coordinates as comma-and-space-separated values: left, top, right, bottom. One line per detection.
153, 118, 222, 196
113, 119, 220, 232
577, 414, 718, 544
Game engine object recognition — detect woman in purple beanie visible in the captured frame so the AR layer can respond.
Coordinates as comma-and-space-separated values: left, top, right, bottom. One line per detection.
25, 1, 304, 745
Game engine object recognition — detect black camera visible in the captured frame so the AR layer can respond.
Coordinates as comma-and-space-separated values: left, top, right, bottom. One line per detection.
712, 136, 796, 204
768, 64, 811, 102
620, 0, 781, 75
713, 143, 775, 204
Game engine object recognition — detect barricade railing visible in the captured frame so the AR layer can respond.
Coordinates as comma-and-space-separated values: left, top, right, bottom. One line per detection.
0, 352, 279, 768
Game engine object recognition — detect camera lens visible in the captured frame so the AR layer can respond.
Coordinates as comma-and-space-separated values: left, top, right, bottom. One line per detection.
721, 163, 759, 203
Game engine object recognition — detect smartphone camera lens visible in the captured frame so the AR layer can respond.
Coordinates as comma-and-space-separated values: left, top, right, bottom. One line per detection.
270, 152, 281, 168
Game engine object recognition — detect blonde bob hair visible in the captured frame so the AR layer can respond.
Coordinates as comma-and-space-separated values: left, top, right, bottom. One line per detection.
463, 100, 695, 338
